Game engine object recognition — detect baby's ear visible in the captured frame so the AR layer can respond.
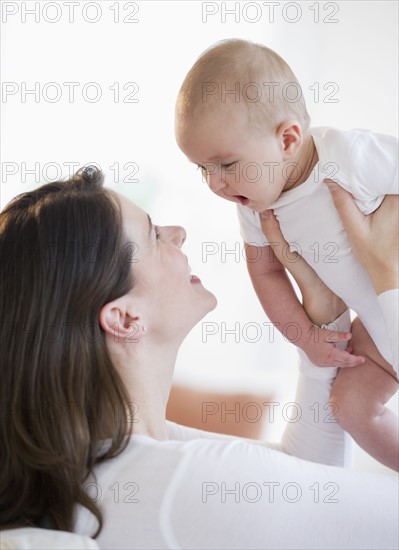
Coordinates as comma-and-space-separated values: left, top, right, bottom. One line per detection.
277, 121, 302, 157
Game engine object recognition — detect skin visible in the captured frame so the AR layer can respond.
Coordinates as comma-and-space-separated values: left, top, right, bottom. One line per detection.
176, 103, 317, 212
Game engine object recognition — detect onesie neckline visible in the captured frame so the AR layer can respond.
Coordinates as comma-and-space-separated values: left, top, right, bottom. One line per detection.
269, 129, 328, 209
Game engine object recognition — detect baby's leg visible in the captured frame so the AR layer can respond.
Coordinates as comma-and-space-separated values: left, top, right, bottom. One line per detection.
329, 317, 399, 471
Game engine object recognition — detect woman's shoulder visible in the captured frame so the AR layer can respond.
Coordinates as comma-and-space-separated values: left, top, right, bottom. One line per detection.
95, 424, 280, 477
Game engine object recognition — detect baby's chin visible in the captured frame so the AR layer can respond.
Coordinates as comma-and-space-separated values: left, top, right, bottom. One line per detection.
247, 201, 272, 213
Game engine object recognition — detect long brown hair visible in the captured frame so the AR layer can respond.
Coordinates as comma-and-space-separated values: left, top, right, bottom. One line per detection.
0, 167, 135, 537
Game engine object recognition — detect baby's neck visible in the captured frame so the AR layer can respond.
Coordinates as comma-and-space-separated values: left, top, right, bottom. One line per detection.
284, 133, 318, 192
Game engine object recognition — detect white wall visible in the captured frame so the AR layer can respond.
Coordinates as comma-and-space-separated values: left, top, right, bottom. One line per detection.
1, 1, 397, 473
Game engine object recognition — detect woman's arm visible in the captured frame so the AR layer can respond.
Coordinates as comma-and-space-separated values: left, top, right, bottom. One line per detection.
165, 417, 398, 550
378, 290, 399, 374
327, 182, 398, 372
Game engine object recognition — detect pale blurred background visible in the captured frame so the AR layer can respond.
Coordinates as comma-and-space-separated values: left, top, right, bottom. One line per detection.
1, 1, 398, 474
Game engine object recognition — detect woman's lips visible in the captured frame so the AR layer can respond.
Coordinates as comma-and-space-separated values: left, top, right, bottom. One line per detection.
188, 265, 201, 284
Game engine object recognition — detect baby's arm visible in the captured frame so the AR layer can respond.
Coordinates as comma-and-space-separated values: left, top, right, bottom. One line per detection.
245, 242, 364, 367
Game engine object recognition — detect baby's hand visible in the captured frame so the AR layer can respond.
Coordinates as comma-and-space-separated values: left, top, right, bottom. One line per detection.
302, 326, 365, 368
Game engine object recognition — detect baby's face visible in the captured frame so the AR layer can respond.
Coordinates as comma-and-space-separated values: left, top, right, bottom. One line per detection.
176, 105, 287, 212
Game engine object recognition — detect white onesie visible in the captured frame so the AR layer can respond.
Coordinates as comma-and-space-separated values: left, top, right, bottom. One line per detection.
237, 127, 398, 367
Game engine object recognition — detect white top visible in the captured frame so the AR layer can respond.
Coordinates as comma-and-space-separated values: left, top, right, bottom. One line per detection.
0, 527, 99, 550
237, 127, 398, 367
70, 305, 399, 550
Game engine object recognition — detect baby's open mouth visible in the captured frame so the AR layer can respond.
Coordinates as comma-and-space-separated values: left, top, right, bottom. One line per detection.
234, 195, 249, 205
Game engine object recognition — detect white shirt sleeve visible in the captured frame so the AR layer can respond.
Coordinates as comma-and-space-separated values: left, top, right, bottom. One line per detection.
378, 289, 399, 375
166, 420, 234, 442
0, 527, 100, 549
166, 421, 398, 550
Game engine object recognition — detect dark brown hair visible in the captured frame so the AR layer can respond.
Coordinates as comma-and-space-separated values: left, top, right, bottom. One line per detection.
0, 167, 134, 537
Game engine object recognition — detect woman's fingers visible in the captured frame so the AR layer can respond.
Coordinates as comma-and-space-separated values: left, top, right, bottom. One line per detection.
327, 181, 398, 294
331, 347, 366, 367
326, 180, 368, 244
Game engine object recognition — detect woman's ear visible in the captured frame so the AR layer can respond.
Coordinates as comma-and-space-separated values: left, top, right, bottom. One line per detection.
276, 121, 302, 158
99, 297, 147, 344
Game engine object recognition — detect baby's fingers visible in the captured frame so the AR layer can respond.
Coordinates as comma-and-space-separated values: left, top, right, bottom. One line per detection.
260, 210, 298, 257
319, 328, 352, 343
331, 347, 366, 368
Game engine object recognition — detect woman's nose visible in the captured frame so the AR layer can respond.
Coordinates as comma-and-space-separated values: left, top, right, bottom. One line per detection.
167, 226, 186, 248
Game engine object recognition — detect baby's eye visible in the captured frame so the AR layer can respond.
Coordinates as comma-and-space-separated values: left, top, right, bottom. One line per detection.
221, 162, 236, 170
196, 164, 207, 173
154, 225, 161, 240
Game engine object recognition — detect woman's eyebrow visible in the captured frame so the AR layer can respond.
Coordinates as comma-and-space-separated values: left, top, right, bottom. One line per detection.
147, 214, 153, 236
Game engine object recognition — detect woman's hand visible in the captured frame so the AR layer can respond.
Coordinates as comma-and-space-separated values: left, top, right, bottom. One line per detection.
326, 181, 398, 294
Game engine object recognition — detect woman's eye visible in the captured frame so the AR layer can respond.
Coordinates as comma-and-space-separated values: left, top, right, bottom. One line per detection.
221, 162, 236, 170
154, 226, 161, 240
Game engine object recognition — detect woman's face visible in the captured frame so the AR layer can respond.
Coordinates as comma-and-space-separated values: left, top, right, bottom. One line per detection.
115, 192, 217, 340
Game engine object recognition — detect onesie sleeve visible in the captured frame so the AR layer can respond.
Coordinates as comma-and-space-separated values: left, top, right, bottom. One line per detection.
236, 203, 269, 246
378, 289, 399, 375
347, 131, 398, 214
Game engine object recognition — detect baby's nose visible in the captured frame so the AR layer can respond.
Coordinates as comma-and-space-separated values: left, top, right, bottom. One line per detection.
207, 173, 226, 193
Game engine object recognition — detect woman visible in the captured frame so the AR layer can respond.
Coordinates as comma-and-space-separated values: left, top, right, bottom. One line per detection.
1, 168, 397, 549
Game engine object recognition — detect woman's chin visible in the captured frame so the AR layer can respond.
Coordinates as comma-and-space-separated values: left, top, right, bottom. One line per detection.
202, 287, 218, 311
194, 290, 218, 321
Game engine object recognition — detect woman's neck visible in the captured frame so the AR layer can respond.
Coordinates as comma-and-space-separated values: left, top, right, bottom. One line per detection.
118, 341, 179, 441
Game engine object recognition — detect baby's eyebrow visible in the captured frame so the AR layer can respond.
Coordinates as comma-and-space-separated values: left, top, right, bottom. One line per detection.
194, 156, 234, 167
207, 153, 233, 162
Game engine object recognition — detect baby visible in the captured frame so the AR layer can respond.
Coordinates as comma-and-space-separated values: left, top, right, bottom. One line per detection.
175, 39, 398, 470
